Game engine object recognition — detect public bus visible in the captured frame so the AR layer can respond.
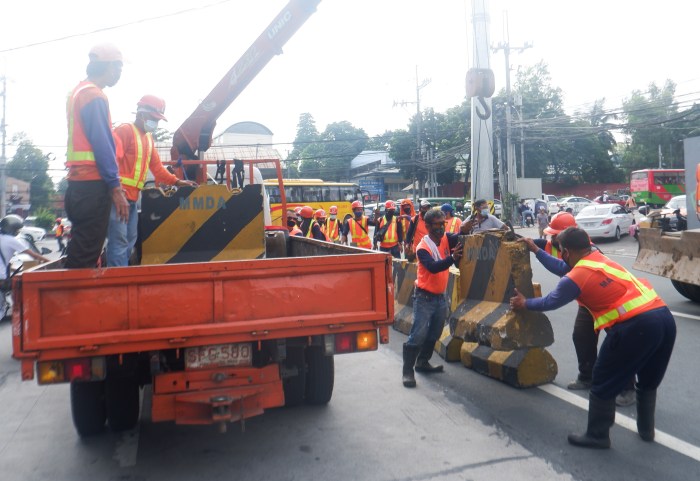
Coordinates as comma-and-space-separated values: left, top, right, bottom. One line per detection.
630, 169, 685, 207
264, 179, 363, 225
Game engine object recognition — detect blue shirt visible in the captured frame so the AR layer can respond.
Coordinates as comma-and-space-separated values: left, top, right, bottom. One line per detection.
80, 97, 120, 189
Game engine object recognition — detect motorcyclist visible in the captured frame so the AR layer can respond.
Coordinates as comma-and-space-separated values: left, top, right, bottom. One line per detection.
0, 215, 51, 288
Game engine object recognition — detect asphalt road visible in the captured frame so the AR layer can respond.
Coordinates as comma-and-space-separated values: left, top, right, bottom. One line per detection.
0, 232, 698, 481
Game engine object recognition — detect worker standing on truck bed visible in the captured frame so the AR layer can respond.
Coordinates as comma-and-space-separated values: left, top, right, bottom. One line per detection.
510, 227, 676, 449
64, 43, 130, 269
108, 95, 196, 266
341, 200, 372, 249
403, 208, 463, 388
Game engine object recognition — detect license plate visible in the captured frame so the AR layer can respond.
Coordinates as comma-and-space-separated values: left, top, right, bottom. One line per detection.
185, 343, 252, 370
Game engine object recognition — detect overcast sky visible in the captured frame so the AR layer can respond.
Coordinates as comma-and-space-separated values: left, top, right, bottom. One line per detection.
1, 0, 699, 182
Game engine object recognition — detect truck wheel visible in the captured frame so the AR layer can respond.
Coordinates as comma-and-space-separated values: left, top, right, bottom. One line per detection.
106, 374, 140, 432
305, 346, 334, 405
671, 280, 700, 303
283, 346, 306, 407
70, 380, 106, 436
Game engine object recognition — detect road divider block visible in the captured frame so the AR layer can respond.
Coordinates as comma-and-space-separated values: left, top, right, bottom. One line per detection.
436, 325, 462, 362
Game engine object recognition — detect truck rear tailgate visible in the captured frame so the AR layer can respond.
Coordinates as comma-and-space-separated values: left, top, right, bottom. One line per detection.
14, 249, 393, 362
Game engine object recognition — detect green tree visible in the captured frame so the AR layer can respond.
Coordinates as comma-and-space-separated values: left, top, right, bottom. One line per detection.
296, 120, 368, 181
6, 134, 54, 211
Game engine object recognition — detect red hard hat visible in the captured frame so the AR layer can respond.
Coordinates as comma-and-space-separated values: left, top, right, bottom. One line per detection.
294, 206, 303, 214
314, 209, 327, 219
55, 218, 62, 223
137, 95, 167, 121
351, 200, 363, 209
300, 206, 314, 219
544, 212, 577, 235
329, 205, 338, 215
385, 200, 397, 210
400, 198, 413, 207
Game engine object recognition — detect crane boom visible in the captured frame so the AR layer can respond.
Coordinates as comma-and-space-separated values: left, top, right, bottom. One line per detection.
171, 0, 321, 161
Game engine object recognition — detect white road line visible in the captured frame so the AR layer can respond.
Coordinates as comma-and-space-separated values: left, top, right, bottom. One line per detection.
670, 311, 700, 321
538, 383, 700, 463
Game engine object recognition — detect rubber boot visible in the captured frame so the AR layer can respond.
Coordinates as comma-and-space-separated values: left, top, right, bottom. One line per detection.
402, 343, 420, 388
567, 392, 615, 449
636, 387, 657, 442
414, 340, 443, 373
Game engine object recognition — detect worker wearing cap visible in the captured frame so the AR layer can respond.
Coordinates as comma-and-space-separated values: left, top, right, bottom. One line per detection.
325, 206, 341, 242
441, 203, 462, 234
405, 200, 432, 257
64, 43, 130, 269
108, 95, 197, 266
373, 200, 403, 258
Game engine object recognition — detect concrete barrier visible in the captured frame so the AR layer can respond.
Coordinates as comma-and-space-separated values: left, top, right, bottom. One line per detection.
459, 342, 558, 388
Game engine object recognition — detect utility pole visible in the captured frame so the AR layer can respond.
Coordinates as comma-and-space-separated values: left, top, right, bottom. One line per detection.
394, 66, 430, 203
492, 13, 531, 209
0, 76, 7, 218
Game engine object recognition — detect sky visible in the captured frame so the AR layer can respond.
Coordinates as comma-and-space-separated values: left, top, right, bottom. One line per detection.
1, 0, 699, 183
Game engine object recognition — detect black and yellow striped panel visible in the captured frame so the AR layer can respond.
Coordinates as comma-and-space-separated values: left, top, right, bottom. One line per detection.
437, 325, 463, 362
392, 259, 417, 335
460, 341, 558, 388
139, 184, 264, 265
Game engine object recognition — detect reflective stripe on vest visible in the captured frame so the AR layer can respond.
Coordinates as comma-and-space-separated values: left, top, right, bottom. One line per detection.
575, 254, 661, 331
349, 217, 371, 248
326, 219, 340, 240
446, 217, 459, 234
545, 241, 560, 259
379, 216, 398, 247
120, 124, 153, 189
306, 220, 319, 239
66, 82, 102, 164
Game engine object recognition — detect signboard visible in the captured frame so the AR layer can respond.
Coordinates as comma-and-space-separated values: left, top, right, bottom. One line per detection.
359, 179, 384, 203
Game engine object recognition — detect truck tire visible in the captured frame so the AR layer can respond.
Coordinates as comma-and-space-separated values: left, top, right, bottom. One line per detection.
671, 280, 700, 303
305, 346, 334, 405
70, 380, 106, 436
105, 374, 140, 432
283, 346, 306, 407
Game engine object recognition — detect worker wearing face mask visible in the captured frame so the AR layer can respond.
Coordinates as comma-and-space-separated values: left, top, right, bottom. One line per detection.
373, 200, 403, 258
461, 199, 508, 234
405, 200, 433, 256
325, 205, 341, 242
108, 95, 196, 266
341, 200, 372, 249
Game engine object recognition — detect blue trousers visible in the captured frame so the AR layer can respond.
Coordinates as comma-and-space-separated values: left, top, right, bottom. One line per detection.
407, 288, 447, 347
106, 201, 139, 267
591, 307, 676, 400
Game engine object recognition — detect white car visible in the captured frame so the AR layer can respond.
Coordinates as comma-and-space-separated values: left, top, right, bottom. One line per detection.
575, 204, 634, 241
492, 199, 502, 218
19, 216, 47, 243
556, 196, 594, 216
542, 194, 559, 215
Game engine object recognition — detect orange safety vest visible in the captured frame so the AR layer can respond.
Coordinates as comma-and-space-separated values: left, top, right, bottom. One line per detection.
290, 225, 302, 236
544, 241, 561, 259
377, 215, 399, 248
325, 218, 341, 241
55, 225, 64, 237
415, 235, 451, 294
567, 250, 666, 332
399, 215, 412, 241
66, 81, 114, 180
446, 216, 462, 234
307, 220, 329, 241
348, 216, 371, 249
114, 123, 154, 200
411, 215, 429, 250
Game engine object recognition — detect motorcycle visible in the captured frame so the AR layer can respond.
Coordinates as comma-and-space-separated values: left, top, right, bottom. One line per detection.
2, 233, 52, 320
523, 212, 535, 228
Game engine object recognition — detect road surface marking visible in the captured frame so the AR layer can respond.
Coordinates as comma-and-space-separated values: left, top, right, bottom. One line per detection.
538, 383, 700, 463
670, 311, 700, 321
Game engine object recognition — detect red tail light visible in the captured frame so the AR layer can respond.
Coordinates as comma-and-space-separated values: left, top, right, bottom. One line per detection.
65, 358, 92, 381
601, 219, 613, 225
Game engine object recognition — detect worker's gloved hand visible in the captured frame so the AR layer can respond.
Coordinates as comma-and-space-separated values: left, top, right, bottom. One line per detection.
111, 188, 130, 223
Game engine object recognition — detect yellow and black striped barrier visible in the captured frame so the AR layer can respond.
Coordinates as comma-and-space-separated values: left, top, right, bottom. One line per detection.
138, 184, 265, 265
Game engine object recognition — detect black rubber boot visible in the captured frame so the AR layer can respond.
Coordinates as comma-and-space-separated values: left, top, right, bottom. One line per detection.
414, 340, 443, 373
636, 387, 656, 442
567, 392, 615, 449
402, 343, 420, 388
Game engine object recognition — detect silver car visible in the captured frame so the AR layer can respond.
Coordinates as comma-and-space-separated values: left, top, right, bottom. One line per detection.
575, 204, 634, 241
556, 196, 594, 216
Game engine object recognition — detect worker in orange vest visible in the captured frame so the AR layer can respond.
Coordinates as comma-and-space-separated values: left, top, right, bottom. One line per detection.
108, 95, 196, 266
325, 205, 342, 242
373, 200, 403, 258
297, 206, 326, 240
53, 218, 66, 254
398, 199, 415, 258
314, 209, 331, 241
511, 227, 676, 449
64, 43, 130, 269
405, 200, 432, 259
523, 211, 636, 406
341, 200, 372, 249
286, 209, 301, 236
441, 203, 462, 234
403, 208, 463, 388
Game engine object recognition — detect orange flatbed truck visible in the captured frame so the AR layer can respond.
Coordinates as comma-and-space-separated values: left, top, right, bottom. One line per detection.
12, 231, 393, 435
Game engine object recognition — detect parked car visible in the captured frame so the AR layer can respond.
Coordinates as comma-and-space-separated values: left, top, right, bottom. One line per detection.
556, 196, 594, 215
19, 216, 46, 243
575, 204, 634, 241
639, 195, 687, 231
